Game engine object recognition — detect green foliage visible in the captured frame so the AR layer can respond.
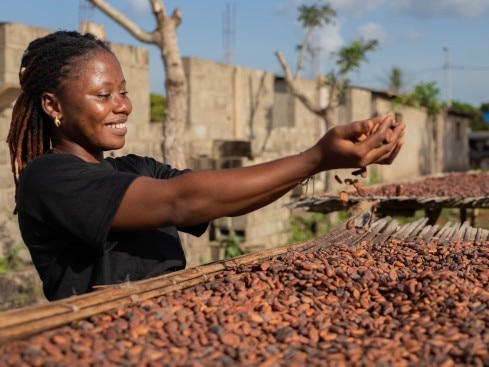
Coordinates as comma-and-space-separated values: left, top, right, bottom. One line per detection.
366, 166, 382, 186
295, 3, 336, 76
452, 100, 474, 113
0, 244, 23, 274
294, 3, 378, 112
452, 101, 485, 130
335, 38, 379, 76
297, 4, 336, 29
289, 212, 347, 244
320, 38, 378, 99
220, 234, 244, 259
0, 257, 8, 275
150, 93, 166, 122
481, 102, 489, 112
394, 81, 444, 118
380, 66, 409, 94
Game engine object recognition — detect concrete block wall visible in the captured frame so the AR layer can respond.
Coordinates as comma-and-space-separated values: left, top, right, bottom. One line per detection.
442, 112, 470, 172
0, 23, 50, 86
183, 59, 325, 258
184, 57, 276, 157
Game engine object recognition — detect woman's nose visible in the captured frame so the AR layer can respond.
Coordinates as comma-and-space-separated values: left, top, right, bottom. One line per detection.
113, 94, 132, 115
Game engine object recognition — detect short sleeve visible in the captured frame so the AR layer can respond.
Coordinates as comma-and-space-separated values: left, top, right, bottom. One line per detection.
106, 155, 209, 236
18, 154, 138, 252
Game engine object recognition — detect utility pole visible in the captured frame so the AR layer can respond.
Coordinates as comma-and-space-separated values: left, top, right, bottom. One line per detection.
443, 46, 452, 107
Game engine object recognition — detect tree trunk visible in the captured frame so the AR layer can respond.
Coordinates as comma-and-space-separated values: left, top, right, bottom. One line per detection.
88, 0, 194, 264
156, 13, 187, 169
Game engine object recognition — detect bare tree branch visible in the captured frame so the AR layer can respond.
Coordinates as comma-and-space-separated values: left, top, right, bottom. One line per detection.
150, 0, 166, 26
275, 51, 323, 116
171, 8, 182, 26
88, 0, 155, 44
294, 27, 313, 79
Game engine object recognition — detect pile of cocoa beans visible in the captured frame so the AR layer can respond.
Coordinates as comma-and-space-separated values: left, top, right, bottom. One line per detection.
350, 172, 489, 198
1, 235, 488, 366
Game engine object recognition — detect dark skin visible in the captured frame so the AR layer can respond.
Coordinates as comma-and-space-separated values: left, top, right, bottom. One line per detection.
42, 50, 405, 231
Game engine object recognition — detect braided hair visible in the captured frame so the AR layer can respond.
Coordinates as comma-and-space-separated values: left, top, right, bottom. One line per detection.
6, 30, 112, 205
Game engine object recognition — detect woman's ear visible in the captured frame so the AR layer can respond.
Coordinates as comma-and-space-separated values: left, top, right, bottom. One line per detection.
41, 92, 61, 120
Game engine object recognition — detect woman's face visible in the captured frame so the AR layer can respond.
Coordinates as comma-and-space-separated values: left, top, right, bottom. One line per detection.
54, 50, 133, 160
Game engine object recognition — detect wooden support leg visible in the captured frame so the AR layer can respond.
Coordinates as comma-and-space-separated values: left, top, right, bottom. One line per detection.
470, 208, 479, 227
460, 208, 467, 223
425, 207, 442, 225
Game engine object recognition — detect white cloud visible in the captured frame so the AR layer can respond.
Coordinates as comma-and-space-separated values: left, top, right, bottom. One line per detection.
357, 22, 389, 43
275, 0, 303, 16
314, 23, 344, 72
126, 0, 150, 16
402, 30, 422, 42
276, 0, 385, 19
325, 0, 385, 18
393, 0, 489, 19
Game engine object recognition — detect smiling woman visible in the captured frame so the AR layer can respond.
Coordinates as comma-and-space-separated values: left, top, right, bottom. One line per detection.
43, 51, 131, 159
6, 30, 405, 302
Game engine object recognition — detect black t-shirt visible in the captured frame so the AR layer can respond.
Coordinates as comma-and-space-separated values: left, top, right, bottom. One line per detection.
17, 153, 208, 301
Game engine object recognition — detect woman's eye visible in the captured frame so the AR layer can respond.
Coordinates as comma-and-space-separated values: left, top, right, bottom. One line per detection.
98, 94, 110, 99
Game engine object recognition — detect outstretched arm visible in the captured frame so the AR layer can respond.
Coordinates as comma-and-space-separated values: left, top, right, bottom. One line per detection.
112, 114, 405, 231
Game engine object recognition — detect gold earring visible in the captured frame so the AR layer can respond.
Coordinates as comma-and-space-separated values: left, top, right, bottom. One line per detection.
54, 116, 61, 127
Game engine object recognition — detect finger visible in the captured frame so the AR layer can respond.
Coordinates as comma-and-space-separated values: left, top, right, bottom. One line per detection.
374, 139, 404, 164
336, 118, 373, 138
372, 119, 405, 147
390, 121, 406, 139
362, 122, 391, 149
389, 140, 405, 162
344, 114, 393, 145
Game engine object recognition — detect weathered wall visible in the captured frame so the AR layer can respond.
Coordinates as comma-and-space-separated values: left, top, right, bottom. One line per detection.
344, 87, 470, 184
182, 58, 324, 260
442, 112, 470, 172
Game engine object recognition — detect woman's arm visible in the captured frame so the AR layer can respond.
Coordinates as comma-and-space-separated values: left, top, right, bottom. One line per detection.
112, 114, 405, 231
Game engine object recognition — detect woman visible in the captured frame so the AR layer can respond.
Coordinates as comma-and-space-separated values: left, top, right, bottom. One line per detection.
7, 31, 405, 301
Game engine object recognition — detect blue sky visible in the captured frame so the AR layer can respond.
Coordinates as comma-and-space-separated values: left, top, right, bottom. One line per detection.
2, 0, 489, 107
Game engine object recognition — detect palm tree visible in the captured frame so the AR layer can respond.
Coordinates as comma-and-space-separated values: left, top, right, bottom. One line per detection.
295, 4, 336, 79
380, 66, 408, 94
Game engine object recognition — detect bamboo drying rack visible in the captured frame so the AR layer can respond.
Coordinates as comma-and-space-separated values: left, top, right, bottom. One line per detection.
0, 236, 323, 344
1, 216, 488, 344
289, 171, 489, 224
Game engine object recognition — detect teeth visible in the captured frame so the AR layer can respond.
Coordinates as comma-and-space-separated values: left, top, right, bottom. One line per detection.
108, 123, 126, 129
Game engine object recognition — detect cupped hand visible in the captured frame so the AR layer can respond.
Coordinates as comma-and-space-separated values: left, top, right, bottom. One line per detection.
313, 114, 406, 171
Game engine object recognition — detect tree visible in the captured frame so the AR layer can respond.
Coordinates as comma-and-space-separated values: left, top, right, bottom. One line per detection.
88, 0, 193, 264
379, 66, 408, 94
276, 36, 378, 131
276, 3, 378, 132
394, 81, 444, 118
294, 3, 336, 79
452, 101, 484, 131
89, 0, 187, 169
275, 3, 378, 193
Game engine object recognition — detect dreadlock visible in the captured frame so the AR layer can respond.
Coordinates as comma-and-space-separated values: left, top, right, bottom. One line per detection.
6, 30, 112, 208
